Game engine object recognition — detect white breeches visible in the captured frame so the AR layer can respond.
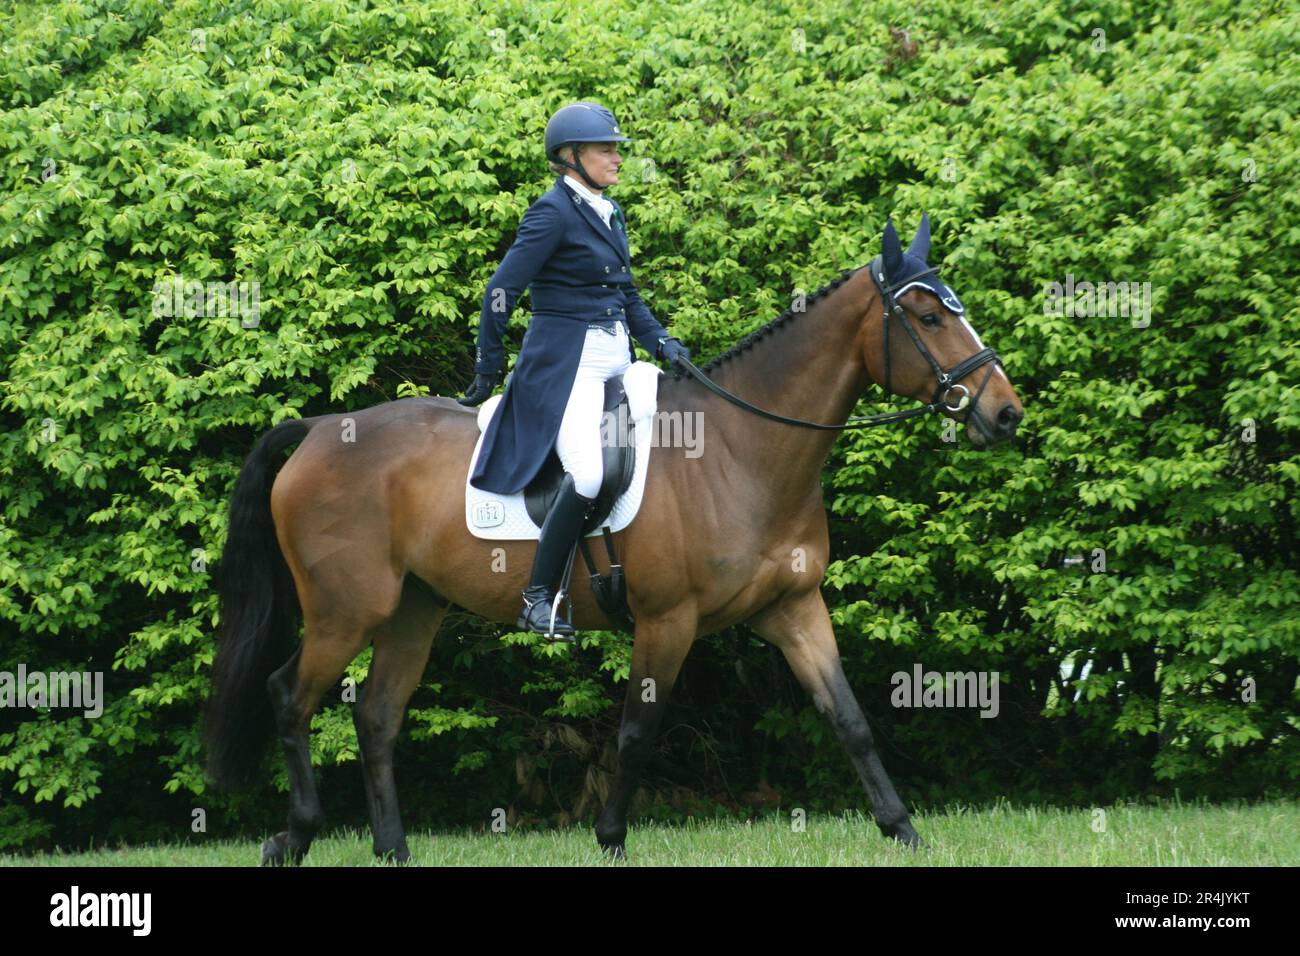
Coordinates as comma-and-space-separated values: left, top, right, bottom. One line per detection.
555, 323, 631, 498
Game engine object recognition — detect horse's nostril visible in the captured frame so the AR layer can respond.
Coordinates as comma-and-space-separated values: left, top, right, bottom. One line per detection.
997, 404, 1022, 430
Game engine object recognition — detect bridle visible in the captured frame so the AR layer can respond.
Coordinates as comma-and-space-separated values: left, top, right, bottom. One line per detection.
869, 254, 1002, 421
673, 260, 1003, 431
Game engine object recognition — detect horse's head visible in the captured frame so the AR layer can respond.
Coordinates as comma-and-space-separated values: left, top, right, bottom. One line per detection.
862, 213, 1023, 449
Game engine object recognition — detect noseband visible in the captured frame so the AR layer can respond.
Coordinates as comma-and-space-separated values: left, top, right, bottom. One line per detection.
672, 261, 1004, 432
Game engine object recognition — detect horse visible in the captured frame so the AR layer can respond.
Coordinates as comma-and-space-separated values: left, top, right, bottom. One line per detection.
203, 215, 1024, 864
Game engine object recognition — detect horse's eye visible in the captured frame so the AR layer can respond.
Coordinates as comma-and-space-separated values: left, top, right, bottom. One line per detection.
921, 313, 941, 327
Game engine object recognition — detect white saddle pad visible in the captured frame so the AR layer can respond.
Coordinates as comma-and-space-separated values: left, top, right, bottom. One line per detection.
464, 361, 661, 540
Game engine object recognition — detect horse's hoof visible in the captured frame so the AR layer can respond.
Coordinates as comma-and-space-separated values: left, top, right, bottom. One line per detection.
261, 831, 306, 866
600, 841, 627, 861
261, 831, 291, 866
885, 824, 925, 850
375, 846, 411, 865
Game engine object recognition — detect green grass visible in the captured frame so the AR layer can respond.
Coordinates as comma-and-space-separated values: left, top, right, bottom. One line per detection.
5, 799, 1296, 866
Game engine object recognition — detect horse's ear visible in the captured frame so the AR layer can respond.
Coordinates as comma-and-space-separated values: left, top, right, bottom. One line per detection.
882, 219, 904, 279
907, 212, 931, 261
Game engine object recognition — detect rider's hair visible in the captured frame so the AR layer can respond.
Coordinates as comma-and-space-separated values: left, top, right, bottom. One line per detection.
549, 142, 587, 175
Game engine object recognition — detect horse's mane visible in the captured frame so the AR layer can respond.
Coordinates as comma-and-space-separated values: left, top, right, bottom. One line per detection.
681, 266, 864, 379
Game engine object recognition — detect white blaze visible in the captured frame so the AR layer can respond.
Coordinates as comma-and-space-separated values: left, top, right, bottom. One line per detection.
958, 315, 1010, 385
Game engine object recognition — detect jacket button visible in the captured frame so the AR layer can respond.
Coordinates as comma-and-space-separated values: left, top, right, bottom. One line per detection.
604, 266, 610, 273
619, 307, 625, 313
621, 266, 627, 272
601, 284, 609, 288
605, 308, 613, 315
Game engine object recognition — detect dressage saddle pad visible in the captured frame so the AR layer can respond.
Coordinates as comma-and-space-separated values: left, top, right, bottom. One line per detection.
464, 361, 661, 540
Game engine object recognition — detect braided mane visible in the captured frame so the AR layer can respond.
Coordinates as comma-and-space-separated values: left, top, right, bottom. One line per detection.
677, 266, 864, 379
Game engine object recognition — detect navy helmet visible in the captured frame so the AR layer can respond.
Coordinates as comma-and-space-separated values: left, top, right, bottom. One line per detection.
544, 101, 631, 161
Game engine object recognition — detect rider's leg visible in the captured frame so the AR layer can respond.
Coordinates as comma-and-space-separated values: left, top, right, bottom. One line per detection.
516, 326, 628, 637
516, 471, 593, 638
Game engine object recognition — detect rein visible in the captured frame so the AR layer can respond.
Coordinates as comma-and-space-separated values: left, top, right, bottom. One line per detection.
672, 259, 1001, 431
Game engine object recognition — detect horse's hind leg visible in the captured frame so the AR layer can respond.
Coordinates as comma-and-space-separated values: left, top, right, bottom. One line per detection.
750, 589, 921, 848
262, 618, 371, 866
354, 579, 447, 863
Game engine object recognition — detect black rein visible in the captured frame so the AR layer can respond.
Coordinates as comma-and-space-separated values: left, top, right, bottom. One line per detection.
671, 261, 1001, 431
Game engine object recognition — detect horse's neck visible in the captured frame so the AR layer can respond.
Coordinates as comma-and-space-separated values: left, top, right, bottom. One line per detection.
703, 270, 875, 495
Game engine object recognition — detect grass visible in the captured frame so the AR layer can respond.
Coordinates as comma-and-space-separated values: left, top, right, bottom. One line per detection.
5, 799, 1296, 866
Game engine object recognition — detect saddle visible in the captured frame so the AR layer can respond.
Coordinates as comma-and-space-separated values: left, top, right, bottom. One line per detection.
522, 374, 637, 630
523, 375, 636, 533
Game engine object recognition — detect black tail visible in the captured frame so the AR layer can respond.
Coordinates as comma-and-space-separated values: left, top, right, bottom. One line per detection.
204, 419, 312, 790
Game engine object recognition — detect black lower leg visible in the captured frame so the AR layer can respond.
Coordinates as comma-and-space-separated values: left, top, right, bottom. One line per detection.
595, 690, 673, 856
823, 664, 919, 846
263, 650, 325, 865
354, 683, 410, 862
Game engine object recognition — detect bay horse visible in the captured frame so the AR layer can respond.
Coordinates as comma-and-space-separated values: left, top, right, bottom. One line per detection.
204, 215, 1024, 864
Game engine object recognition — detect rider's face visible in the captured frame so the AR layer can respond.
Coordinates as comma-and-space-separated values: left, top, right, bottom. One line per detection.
568, 142, 621, 191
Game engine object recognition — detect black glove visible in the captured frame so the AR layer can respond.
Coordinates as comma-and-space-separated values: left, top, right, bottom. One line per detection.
457, 370, 503, 406
657, 337, 691, 368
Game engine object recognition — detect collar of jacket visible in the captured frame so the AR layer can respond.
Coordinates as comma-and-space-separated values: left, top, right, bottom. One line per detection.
553, 175, 629, 265
560, 174, 610, 210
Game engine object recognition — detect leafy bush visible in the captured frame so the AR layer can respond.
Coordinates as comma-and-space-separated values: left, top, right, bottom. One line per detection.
1, 0, 1295, 851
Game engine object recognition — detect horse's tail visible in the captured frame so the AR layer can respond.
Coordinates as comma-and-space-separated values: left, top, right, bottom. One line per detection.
204, 418, 313, 791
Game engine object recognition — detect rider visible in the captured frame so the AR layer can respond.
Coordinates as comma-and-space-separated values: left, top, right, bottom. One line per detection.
458, 101, 691, 638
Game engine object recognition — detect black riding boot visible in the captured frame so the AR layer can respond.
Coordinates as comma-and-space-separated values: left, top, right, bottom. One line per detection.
517, 473, 595, 639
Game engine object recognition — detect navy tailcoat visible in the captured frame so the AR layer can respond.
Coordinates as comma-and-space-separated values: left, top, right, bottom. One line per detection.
468, 175, 671, 494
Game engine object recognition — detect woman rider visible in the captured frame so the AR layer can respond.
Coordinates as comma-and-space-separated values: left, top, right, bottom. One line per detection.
458, 101, 691, 638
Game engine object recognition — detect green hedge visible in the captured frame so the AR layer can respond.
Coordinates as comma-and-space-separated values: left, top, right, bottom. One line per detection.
1, 0, 1296, 852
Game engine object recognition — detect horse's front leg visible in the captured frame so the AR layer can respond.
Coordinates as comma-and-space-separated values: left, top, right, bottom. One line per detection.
594, 604, 697, 860
750, 588, 921, 848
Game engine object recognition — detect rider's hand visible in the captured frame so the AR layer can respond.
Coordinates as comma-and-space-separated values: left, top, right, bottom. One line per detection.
457, 371, 503, 406
657, 337, 691, 368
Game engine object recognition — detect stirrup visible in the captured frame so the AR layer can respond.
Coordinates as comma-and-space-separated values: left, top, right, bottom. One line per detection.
517, 586, 576, 641
547, 589, 574, 642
